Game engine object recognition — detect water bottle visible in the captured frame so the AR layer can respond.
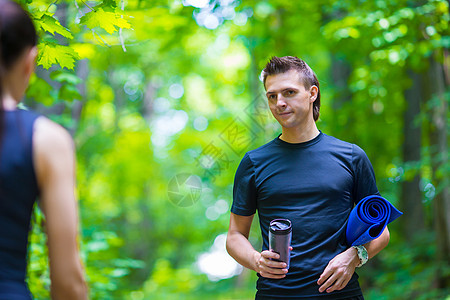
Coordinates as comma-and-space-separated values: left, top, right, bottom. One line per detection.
269, 219, 292, 269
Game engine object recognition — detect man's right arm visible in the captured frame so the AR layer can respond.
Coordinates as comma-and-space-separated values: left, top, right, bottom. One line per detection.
226, 212, 288, 279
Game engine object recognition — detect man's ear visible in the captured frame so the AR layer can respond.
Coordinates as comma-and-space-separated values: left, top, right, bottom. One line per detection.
309, 85, 318, 103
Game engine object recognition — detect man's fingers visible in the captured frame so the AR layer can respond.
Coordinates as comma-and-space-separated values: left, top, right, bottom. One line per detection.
261, 256, 287, 269
259, 266, 288, 276
318, 266, 352, 293
329, 273, 351, 292
318, 273, 337, 293
258, 259, 287, 275
340, 276, 351, 290
333, 276, 349, 292
257, 251, 288, 279
259, 271, 286, 279
258, 260, 288, 278
318, 248, 357, 293
261, 250, 280, 260
317, 262, 335, 293
317, 264, 332, 285
326, 276, 346, 293
260, 250, 287, 268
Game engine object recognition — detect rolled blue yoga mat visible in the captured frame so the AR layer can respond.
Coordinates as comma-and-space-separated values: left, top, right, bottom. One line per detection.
346, 195, 403, 246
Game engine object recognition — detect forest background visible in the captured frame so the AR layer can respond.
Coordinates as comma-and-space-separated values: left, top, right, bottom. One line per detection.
17, 0, 449, 299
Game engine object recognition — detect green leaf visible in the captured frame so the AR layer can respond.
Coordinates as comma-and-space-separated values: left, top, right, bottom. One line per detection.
26, 75, 56, 106
36, 13, 73, 39
80, 8, 131, 34
102, 0, 118, 11
37, 43, 80, 70
59, 84, 82, 102
50, 70, 82, 85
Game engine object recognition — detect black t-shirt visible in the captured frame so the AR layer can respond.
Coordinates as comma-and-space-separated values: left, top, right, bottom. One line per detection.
231, 132, 379, 299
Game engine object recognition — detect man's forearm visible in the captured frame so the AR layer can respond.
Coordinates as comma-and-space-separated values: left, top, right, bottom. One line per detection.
317, 226, 391, 293
364, 226, 390, 259
226, 231, 259, 271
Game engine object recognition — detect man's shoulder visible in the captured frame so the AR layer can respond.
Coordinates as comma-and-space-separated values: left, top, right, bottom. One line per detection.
246, 137, 279, 157
321, 133, 369, 160
323, 133, 366, 152
321, 132, 352, 146
236, 137, 279, 168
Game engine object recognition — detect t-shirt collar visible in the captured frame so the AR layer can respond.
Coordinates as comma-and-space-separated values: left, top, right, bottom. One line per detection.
274, 131, 323, 148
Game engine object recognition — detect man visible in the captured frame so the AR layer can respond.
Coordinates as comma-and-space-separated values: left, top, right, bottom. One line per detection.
226, 56, 390, 299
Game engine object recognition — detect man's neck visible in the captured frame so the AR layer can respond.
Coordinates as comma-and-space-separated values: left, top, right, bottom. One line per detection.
279, 123, 320, 144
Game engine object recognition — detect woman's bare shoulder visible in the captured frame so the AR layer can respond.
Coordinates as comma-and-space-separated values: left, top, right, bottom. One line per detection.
32, 116, 75, 182
33, 116, 74, 155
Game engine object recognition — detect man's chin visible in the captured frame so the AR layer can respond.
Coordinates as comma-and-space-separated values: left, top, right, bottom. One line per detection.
278, 122, 297, 129
276, 116, 294, 124
276, 117, 293, 126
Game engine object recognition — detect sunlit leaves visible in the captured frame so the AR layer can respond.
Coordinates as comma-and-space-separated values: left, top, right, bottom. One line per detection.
37, 42, 80, 70
82, 231, 144, 298
26, 209, 50, 299
50, 70, 82, 85
34, 12, 73, 39
80, 8, 131, 34
26, 74, 54, 106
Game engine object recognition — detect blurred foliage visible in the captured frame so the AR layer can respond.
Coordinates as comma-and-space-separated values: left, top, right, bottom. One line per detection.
17, 0, 450, 299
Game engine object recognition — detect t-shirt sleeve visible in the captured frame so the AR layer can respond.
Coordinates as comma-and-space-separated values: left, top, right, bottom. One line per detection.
231, 153, 257, 216
351, 144, 380, 204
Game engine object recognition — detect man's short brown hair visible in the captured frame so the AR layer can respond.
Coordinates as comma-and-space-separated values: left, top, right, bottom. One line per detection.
262, 56, 321, 121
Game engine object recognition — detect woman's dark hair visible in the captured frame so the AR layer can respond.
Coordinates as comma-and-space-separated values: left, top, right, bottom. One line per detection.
0, 0, 37, 140
262, 56, 321, 121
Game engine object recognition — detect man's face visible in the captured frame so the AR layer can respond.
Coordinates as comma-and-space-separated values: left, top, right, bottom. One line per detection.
265, 69, 317, 130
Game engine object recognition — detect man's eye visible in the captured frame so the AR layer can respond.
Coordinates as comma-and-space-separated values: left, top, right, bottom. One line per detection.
286, 90, 295, 96
268, 95, 276, 100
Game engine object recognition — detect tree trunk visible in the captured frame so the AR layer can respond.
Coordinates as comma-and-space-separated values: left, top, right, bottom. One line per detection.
428, 54, 449, 288
331, 55, 352, 110
142, 81, 155, 124
400, 70, 425, 239
329, 55, 352, 138
70, 58, 89, 136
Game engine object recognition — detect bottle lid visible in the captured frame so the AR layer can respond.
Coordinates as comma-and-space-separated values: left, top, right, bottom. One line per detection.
269, 219, 292, 235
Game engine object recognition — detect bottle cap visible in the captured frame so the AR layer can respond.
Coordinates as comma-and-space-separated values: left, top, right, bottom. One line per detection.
269, 219, 292, 235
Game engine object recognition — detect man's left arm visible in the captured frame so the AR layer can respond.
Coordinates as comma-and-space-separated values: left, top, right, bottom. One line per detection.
317, 226, 390, 293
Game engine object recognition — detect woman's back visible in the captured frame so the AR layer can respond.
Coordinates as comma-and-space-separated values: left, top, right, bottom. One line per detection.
0, 109, 39, 297
0, 1, 87, 298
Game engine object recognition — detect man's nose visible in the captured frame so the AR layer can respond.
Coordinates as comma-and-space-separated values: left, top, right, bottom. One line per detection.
277, 96, 287, 108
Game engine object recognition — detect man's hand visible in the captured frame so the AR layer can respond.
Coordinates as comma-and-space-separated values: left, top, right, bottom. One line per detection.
317, 247, 359, 293
254, 250, 288, 279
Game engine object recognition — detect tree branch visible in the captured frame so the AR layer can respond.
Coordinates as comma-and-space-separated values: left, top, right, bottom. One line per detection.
119, 0, 127, 52
79, 0, 95, 12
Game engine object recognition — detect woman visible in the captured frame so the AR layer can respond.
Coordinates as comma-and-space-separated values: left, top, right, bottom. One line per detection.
0, 0, 88, 298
